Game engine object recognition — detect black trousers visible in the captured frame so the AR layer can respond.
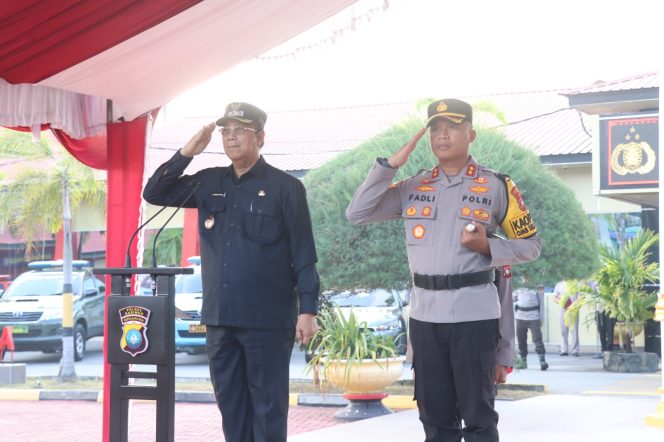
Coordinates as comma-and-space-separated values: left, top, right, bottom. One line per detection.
206, 325, 295, 442
410, 317, 500, 442
596, 311, 616, 352
515, 319, 545, 358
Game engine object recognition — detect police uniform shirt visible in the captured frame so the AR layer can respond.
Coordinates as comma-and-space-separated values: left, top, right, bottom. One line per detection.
143, 151, 320, 330
513, 287, 544, 321
346, 157, 541, 366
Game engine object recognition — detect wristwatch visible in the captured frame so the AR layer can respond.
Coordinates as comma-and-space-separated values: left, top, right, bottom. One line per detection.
377, 157, 396, 169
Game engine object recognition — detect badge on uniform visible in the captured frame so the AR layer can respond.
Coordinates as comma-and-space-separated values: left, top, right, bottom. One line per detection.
258, 190, 266, 197
413, 224, 426, 239
406, 206, 417, 216
204, 215, 215, 230
421, 206, 432, 217
502, 265, 512, 278
473, 209, 489, 221
469, 185, 490, 194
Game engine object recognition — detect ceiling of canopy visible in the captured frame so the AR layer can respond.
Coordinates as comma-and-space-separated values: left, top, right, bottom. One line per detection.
0, 0, 358, 120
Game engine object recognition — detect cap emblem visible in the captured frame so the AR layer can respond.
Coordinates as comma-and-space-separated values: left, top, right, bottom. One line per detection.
436, 102, 448, 112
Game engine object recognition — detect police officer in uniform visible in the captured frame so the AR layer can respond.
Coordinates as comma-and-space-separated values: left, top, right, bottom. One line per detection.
513, 285, 548, 370
143, 102, 320, 442
346, 98, 541, 441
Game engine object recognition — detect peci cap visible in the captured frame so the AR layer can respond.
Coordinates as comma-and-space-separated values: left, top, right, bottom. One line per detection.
215, 102, 267, 130
426, 98, 472, 126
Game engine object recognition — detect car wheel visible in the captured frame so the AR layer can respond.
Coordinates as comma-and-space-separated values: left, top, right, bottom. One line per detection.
73, 323, 87, 361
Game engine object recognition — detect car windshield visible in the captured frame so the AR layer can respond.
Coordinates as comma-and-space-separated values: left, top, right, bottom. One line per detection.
3, 273, 83, 298
175, 273, 202, 294
330, 289, 398, 308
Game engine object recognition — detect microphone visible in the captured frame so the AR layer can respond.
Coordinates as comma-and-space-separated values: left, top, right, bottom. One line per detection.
151, 181, 201, 269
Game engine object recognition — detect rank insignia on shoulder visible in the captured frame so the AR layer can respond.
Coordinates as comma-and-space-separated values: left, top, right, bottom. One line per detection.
406, 206, 417, 216
431, 166, 439, 178
465, 165, 476, 176
413, 224, 426, 239
388, 179, 403, 190
473, 177, 488, 184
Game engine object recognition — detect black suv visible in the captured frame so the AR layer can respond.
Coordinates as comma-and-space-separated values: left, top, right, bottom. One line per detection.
0, 260, 105, 361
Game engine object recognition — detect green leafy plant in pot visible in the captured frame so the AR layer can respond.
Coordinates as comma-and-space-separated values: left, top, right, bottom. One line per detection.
565, 229, 659, 353
305, 304, 405, 394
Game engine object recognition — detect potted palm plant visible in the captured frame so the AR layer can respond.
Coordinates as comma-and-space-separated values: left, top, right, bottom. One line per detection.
565, 229, 659, 372
305, 304, 405, 420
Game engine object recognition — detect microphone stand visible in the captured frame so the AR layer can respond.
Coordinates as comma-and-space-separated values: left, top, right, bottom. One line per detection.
149, 182, 201, 294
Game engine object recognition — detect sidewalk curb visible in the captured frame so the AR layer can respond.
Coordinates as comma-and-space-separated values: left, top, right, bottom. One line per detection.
0, 383, 547, 407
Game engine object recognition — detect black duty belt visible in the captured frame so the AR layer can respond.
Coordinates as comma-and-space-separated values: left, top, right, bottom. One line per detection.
413, 270, 495, 291
515, 305, 539, 311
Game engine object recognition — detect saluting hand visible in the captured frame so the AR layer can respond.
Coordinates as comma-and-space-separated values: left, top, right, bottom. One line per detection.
180, 123, 216, 157
387, 127, 427, 168
460, 221, 491, 256
296, 313, 318, 345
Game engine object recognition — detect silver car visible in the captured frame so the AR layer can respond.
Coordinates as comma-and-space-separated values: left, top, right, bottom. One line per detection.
328, 288, 410, 355
0, 260, 105, 361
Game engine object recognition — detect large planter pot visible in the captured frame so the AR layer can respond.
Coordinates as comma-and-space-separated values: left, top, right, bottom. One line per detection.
603, 351, 659, 373
324, 356, 405, 394
612, 321, 644, 343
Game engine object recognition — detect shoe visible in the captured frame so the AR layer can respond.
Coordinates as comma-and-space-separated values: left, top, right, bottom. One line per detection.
572, 352, 580, 357
559, 352, 568, 356
540, 361, 549, 371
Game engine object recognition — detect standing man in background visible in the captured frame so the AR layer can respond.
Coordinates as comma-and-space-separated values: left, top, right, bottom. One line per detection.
553, 280, 580, 356
143, 102, 320, 442
513, 284, 548, 370
346, 98, 541, 441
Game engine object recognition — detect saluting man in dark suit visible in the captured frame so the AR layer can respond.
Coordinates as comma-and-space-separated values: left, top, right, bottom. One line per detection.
144, 102, 320, 442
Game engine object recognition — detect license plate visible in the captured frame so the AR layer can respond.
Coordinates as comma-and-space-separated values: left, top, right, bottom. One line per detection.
9, 325, 28, 334
189, 324, 207, 333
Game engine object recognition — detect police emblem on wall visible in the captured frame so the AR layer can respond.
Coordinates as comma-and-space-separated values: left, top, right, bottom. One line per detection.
600, 114, 659, 190
119, 306, 151, 356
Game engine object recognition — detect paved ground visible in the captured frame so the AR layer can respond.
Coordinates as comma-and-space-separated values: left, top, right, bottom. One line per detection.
0, 401, 346, 442
0, 351, 662, 441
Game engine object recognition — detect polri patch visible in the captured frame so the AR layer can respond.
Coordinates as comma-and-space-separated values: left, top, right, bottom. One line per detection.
119, 306, 151, 357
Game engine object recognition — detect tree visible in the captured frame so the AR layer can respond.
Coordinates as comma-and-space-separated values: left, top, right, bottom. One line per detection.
0, 130, 106, 258
303, 117, 599, 291
0, 129, 106, 381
